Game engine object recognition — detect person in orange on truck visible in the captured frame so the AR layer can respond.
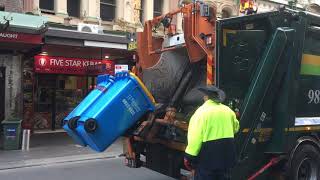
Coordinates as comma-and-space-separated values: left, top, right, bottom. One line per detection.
239, 0, 258, 15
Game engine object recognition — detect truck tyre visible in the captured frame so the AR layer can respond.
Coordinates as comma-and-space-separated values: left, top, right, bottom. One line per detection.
290, 144, 320, 180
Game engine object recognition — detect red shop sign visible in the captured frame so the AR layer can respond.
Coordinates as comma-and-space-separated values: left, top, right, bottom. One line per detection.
0, 32, 42, 44
87, 63, 114, 75
34, 55, 114, 75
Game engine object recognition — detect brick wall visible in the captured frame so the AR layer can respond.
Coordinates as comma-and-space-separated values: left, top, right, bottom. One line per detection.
23, 0, 35, 13
0, 0, 23, 13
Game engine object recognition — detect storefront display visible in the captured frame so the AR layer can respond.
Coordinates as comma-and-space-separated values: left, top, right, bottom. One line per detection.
22, 58, 35, 129
31, 55, 114, 130
33, 74, 55, 129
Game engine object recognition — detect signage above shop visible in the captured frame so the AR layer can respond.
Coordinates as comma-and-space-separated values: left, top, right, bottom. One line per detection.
34, 55, 114, 75
0, 32, 42, 44
87, 63, 114, 75
128, 42, 137, 51
115, 64, 129, 74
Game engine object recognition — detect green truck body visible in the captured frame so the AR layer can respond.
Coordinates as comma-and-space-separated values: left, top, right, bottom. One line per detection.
213, 9, 320, 179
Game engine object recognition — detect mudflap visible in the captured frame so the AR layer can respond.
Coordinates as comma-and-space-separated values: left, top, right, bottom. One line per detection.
145, 143, 183, 179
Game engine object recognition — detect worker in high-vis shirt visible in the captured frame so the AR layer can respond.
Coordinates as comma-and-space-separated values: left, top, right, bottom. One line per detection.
184, 85, 239, 180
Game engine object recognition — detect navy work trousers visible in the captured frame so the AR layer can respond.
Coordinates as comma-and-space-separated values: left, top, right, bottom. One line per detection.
194, 168, 231, 180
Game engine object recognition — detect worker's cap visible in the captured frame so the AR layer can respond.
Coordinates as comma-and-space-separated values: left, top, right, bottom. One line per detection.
198, 85, 226, 103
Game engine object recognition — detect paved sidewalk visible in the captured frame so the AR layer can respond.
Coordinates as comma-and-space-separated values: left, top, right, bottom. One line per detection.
0, 132, 123, 170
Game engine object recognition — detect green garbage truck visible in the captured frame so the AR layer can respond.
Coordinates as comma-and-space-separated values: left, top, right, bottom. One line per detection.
125, 5, 320, 180
64, 2, 320, 179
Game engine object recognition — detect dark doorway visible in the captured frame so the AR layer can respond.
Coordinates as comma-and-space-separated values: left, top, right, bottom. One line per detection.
0, 67, 5, 123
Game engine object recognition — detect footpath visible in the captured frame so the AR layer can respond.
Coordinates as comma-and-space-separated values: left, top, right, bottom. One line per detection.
0, 132, 123, 170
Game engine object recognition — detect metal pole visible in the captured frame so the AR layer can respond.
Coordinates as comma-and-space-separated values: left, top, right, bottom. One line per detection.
21, 129, 25, 150
26, 129, 30, 151
21, 129, 30, 151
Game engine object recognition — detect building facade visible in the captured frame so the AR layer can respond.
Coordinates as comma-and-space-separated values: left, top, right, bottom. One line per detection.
1, 0, 318, 132
22, 0, 179, 32
24, 0, 139, 131
0, 0, 246, 132
0, 0, 136, 132
0, 5, 47, 130
210, 0, 238, 18
0, 0, 23, 12
21, 0, 243, 31
256, 0, 320, 13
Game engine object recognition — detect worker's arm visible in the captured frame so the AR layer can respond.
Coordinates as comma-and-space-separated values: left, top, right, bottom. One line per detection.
185, 109, 205, 157
232, 112, 240, 134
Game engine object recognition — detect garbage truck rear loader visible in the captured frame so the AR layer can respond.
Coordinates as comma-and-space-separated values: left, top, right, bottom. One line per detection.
63, 2, 320, 179
126, 5, 320, 180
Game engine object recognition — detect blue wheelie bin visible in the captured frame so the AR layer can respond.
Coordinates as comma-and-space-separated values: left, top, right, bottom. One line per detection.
63, 75, 115, 146
75, 72, 155, 152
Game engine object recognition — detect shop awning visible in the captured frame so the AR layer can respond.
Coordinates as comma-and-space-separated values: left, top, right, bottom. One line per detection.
0, 12, 47, 51
0, 11, 47, 34
45, 27, 130, 50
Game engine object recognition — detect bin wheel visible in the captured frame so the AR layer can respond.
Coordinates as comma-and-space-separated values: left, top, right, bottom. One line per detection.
290, 144, 320, 180
84, 119, 98, 133
68, 117, 79, 130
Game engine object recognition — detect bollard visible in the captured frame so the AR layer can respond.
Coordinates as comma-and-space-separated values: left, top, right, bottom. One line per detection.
21, 129, 30, 151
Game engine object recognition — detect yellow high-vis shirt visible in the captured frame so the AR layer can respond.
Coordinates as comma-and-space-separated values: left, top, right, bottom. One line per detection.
185, 100, 239, 156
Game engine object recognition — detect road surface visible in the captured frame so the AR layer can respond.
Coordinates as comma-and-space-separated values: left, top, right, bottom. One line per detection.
0, 157, 175, 180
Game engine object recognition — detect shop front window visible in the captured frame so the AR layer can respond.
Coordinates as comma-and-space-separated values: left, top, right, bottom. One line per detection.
36, 75, 55, 113
56, 76, 86, 113
34, 75, 95, 130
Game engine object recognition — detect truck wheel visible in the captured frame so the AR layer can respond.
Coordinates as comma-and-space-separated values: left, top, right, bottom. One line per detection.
290, 144, 320, 180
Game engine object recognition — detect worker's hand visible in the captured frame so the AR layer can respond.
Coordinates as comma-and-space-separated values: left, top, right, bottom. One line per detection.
184, 157, 193, 171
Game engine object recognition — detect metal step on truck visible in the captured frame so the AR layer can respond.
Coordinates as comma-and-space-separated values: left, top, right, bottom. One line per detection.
63, 2, 320, 180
